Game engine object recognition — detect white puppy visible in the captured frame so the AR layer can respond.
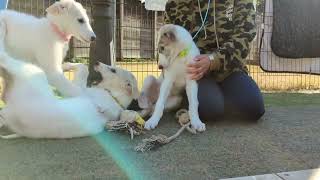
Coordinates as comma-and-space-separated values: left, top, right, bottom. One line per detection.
63, 62, 139, 121
0, 21, 138, 138
0, 58, 139, 139
139, 24, 206, 132
0, 0, 96, 98
0, 52, 106, 139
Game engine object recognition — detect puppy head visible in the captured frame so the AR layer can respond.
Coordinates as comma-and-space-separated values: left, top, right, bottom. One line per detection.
92, 62, 139, 99
46, 0, 96, 43
157, 24, 193, 69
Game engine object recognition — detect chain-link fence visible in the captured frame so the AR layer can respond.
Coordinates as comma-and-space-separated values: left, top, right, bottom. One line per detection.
6, 0, 320, 91
115, 0, 320, 91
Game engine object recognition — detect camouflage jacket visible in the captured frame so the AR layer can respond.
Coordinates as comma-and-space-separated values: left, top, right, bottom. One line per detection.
164, 0, 256, 82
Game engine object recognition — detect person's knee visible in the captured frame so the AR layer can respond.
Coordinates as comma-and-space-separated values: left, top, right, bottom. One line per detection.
199, 103, 224, 122
221, 72, 265, 121
241, 102, 265, 121
197, 76, 224, 121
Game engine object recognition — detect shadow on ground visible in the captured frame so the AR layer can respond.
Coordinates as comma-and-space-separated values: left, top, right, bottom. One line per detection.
0, 93, 320, 179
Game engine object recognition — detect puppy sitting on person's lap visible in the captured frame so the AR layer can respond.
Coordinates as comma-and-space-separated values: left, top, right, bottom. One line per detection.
138, 24, 205, 132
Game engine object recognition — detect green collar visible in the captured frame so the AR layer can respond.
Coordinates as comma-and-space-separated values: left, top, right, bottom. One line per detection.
178, 44, 192, 58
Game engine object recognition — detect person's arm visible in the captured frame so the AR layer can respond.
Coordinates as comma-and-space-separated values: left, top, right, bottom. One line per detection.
209, 0, 256, 71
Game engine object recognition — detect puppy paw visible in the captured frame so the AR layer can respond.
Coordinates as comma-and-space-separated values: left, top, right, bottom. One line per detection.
144, 117, 160, 130
191, 118, 206, 132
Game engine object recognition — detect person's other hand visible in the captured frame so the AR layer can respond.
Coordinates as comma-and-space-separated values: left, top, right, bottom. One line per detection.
187, 55, 210, 80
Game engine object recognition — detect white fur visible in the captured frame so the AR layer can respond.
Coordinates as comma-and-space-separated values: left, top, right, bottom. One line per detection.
63, 62, 139, 121
0, 10, 138, 138
0, 59, 138, 139
0, 0, 96, 98
140, 24, 205, 132
0, 52, 106, 139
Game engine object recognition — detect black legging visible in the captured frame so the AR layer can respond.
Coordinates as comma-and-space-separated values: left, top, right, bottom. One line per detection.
184, 71, 265, 122
129, 71, 265, 121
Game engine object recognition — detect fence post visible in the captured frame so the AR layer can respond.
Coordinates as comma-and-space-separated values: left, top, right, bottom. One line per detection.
64, 39, 74, 62
88, 0, 115, 84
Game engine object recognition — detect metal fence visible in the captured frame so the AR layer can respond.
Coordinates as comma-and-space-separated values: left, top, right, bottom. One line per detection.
115, 0, 320, 91
7, 0, 320, 91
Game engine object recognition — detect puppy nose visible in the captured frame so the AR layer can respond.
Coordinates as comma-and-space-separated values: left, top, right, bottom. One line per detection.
91, 35, 96, 41
94, 61, 100, 66
158, 65, 163, 70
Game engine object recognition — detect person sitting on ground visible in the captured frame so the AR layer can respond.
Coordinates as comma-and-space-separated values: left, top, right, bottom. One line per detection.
165, 0, 265, 121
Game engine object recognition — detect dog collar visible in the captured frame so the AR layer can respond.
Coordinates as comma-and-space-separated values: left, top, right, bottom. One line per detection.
104, 88, 125, 109
178, 44, 192, 58
50, 22, 71, 43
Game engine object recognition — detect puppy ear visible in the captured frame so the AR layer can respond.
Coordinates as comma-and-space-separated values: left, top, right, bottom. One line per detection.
124, 77, 139, 99
46, 2, 67, 15
164, 31, 176, 42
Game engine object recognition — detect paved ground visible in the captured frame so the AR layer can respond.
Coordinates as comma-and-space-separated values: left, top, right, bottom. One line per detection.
0, 93, 320, 180
223, 168, 320, 180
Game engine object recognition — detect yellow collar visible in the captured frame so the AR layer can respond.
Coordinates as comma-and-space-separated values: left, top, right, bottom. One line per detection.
178, 45, 192, 58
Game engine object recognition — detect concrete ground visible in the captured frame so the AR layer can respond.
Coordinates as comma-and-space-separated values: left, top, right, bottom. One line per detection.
0, 93, 320, 180
223, 168, 320, 180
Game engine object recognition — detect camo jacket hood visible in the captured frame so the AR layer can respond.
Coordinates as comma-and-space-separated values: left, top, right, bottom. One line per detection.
164, 0, 256, 82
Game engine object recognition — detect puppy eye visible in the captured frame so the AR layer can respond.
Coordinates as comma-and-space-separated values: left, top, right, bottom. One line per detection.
110, 68, 116, 73
159, 46, 165, 52
78, 18, 84, 24
127, 83, 131, 86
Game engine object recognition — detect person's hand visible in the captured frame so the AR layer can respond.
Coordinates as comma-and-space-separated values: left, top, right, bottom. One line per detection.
186, 55, 211, 80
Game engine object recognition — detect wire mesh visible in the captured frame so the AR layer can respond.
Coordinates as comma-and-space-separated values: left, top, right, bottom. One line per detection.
7, 0, 320, 91
116, 0, 320, 91
257, 0, 320, 91
115, 0, 161, 89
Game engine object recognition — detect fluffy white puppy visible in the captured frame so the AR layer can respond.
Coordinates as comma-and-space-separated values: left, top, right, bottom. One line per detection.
139, 24, 206, 132
0, 0, 96, 98
0, 58, 139, 139
0, 20, 138, 138
0, 52, 106, 139
63, 62, 139, 121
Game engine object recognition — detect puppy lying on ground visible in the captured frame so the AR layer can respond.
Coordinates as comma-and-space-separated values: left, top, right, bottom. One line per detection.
0, 57, 139, 139
138, 24, 205, 132
63, 62, 139, 121
0, 19, 138, 139
0, 0, 96, 98
0, 52, 105, 139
